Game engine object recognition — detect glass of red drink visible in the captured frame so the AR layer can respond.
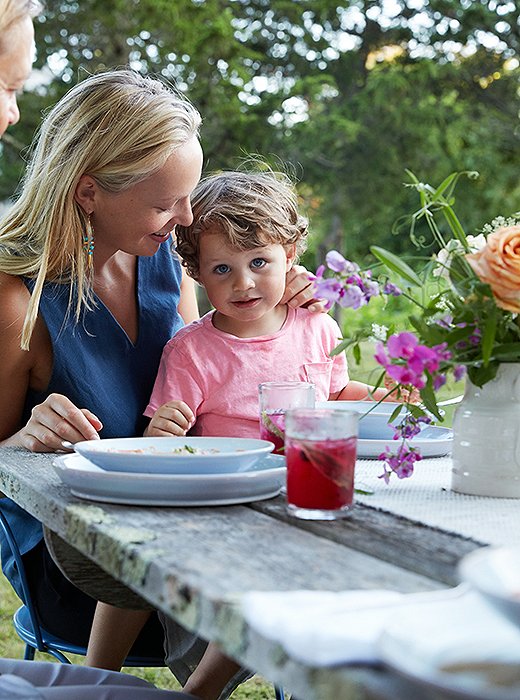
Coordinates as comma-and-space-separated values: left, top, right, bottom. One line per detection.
258, 382, 315, 454
285, 408, 358, 520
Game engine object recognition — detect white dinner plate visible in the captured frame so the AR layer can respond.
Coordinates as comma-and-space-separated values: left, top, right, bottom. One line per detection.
357, 426, 453, 459
53, 453, 286, 506
73, 436, 274, 474
377, 586, 520, 700
459, 546, 520, 629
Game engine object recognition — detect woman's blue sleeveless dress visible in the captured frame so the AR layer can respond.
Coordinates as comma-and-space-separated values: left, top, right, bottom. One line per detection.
0, 244, 184, 645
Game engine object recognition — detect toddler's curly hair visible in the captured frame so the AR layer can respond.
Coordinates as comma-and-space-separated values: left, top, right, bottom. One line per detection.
176, 168, 308, 279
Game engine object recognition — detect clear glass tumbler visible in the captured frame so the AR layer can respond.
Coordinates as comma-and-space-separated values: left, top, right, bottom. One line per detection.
285, 407, 358, 520
258, 382, 315, 454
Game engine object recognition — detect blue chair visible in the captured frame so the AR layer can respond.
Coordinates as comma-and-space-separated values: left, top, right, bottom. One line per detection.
0, 508, 164, 666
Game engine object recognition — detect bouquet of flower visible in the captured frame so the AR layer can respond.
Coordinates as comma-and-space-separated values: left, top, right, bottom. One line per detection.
312, 171, 520, 482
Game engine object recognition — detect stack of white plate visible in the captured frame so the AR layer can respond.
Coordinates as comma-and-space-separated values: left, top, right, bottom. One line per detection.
53, 437, 285, 506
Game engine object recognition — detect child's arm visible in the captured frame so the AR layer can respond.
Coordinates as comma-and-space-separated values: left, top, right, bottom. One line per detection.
144, 400, 195, 437
86, 602, 151, 670
330, 379, 419, 403
330, 381, 390, 402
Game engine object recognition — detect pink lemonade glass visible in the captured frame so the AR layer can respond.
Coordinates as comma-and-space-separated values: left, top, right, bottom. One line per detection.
258, 382, 315, 455
285, 408, 358, 520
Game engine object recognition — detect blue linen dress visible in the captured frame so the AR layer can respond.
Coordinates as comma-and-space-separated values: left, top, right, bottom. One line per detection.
0, 243, 184, 601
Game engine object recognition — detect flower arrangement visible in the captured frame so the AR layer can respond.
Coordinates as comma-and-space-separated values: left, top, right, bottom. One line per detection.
312, 171, 520, 482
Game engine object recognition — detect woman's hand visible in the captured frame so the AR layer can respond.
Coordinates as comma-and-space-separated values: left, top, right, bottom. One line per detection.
281, 264, 328, 313
14, 394, 103, 452
145, 400, 195, 437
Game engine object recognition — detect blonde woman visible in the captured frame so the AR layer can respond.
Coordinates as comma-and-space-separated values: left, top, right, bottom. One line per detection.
0, 5, 201, 697
0, 67, 206, 664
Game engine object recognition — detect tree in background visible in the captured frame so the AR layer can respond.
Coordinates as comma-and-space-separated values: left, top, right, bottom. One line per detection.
2, 0, 519, 267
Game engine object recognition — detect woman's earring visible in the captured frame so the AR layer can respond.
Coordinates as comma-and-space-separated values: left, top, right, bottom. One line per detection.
83, 214, 95, 265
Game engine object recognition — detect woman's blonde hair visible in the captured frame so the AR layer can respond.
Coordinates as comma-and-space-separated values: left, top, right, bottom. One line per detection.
0, 68, 201, 348
176, 168, 308, 279
0, 0, 41, 44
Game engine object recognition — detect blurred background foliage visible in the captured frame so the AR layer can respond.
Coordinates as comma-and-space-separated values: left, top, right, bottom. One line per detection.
2, 0, 519, 299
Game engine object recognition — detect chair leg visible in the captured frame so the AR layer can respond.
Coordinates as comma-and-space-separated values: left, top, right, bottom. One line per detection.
274, 686, 285, 700
24, 644, 36, 660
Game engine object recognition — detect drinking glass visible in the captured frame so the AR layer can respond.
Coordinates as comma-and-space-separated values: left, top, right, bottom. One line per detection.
258, 382, 315, 454
285, 407, 358, 520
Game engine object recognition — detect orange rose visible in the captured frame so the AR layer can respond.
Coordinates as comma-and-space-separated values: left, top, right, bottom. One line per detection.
466, 225, 520, 313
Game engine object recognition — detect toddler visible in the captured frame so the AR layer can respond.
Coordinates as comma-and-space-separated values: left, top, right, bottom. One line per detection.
88, 168, 390, 700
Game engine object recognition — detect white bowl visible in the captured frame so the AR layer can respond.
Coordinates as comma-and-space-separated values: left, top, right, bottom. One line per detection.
73, 437, 275, 474
317, 400, 402, 415
316, 401, 407, 440
459, 546, 520, 629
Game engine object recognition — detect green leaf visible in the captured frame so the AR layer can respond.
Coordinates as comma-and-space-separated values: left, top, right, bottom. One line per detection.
370, 246, 422, 287
491, 343, 520, 361
420, 380, 443, 421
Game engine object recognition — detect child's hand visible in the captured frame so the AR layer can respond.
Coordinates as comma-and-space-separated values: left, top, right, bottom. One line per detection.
144, 401, 195, 437
383, 376, 421, 404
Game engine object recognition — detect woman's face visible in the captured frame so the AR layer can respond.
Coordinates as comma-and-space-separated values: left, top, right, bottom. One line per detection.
0, 16, 34, 137
88, 135, 204, 258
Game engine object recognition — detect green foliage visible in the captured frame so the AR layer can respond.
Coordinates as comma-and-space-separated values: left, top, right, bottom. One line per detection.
2, 0, 520, 268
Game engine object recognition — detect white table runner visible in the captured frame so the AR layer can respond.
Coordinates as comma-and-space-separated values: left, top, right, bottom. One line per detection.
355, 457, 520, 546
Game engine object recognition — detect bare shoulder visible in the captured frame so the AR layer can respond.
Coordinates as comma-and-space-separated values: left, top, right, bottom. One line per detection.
0, 271, 30, 327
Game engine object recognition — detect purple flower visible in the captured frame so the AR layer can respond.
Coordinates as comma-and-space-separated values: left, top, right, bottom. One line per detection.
393, 414, 432, 440
325, 250, 359, 274
374, 342, 389, 367
378, 444, 423, 482
338, 285, 366, 310
436, 314, 453, 329
386, 364, 426, 389
383, 282, 402, 296
453, 364, 467, 381
364, 280, 380, 300
387, 332, 419, 359
312, 277, 344, 308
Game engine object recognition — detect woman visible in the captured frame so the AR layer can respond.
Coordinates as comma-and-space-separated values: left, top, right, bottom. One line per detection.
0, 3, 197, 698
0, 67, 204, 661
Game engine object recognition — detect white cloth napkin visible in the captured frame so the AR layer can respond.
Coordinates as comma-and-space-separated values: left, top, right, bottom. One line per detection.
241, 588, 411, 666
241, 585, 520, 669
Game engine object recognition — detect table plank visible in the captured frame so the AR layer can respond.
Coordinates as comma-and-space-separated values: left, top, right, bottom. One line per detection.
252, 496, 481, 586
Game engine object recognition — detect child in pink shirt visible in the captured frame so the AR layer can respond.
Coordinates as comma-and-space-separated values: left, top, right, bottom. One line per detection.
90, 169, 390, 700
144, 169, 387, 439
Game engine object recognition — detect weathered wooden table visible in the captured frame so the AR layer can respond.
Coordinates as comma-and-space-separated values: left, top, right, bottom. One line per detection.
0, 448, 493, 699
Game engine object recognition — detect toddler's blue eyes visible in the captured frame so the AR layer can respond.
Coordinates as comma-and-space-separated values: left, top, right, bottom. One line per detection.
251, 258, 266, 268
214, 264, 230, 274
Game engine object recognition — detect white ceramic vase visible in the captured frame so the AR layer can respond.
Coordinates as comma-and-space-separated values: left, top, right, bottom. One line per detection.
451, 363, 520, 497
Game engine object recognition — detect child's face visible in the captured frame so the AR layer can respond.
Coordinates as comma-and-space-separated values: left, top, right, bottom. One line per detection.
197, 231, 295, 326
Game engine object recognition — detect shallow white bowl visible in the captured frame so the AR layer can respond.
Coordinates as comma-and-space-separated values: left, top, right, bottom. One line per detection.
459, 546, 520, 629
316, 401, 407, 439
73, 437, 275, 474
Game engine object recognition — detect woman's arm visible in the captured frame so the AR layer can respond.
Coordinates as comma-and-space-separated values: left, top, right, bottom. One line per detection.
178, 269, 199, 324
0, 273, 101, 451
281, 264, 327, 313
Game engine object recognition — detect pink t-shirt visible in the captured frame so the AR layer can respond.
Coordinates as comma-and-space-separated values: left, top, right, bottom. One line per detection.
144, 306, 348, 438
